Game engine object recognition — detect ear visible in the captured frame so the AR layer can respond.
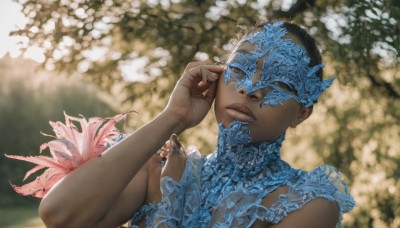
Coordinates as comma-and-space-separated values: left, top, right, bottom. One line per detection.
290, 106, 313, 128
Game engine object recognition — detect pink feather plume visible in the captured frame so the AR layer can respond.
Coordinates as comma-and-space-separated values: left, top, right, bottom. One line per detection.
6, 111, 134, 198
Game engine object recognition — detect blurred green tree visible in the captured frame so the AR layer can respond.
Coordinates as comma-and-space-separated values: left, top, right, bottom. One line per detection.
10, 0, 400, 226
0, 56, 117, 206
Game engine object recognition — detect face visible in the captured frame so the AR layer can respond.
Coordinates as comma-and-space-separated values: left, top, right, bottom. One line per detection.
214, 55, 308, 143
214, 23, 318, 143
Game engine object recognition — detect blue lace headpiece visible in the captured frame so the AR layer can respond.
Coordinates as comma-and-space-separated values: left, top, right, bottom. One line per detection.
224, 21, 334, 108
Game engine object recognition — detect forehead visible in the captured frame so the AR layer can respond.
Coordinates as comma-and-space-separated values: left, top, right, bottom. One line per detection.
227, 26, 311, 86
233, 40, 255, 53
233, 31, 306, 56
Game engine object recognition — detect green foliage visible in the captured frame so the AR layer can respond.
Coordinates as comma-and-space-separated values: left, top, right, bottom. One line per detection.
10, 0, 400, 226
0, 56, 116, 206
0, 206, 44, 227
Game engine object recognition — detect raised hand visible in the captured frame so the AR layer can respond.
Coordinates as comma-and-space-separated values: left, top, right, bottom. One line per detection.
164, 64, 224, 130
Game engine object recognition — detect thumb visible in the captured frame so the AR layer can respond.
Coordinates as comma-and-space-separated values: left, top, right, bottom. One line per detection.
161, 134, 186, 181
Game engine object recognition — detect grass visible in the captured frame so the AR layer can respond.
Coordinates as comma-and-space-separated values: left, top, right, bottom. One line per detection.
0, 207, 45, 228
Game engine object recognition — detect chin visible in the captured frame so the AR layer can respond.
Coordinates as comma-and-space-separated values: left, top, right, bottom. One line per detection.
215, 117, 232, 129
248, 128, 283, 143
251, 134, 282, 144
221, 121, 231, 128
250, 138, 273, 144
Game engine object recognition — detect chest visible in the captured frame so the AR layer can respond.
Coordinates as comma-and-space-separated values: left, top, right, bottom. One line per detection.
199, 176, 290, 227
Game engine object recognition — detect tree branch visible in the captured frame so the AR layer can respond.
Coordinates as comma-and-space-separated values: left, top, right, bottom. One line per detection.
366, 72, 400, 99
273, 0, 316, 19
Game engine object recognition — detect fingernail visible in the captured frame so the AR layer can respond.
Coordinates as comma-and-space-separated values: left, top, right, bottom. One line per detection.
210, 73, 218, 80
170, 134, 177, 142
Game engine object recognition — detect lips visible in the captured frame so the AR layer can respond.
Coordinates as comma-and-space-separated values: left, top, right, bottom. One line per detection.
226, 103, 257, 122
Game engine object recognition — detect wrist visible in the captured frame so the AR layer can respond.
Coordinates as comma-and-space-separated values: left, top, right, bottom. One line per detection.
158, 110, 187, 135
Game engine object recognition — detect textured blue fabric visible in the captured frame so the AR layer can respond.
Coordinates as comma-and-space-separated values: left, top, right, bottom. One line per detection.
224, 21, 334, 108
129, 121, 355, 227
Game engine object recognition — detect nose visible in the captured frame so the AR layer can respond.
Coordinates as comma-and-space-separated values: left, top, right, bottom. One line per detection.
238, 87, 264, 102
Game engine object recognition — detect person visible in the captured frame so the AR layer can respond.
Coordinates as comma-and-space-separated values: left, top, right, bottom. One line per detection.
31, 20, 354, 227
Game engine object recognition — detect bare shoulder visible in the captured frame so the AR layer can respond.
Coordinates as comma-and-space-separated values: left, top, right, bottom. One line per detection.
267, 197, 339, 228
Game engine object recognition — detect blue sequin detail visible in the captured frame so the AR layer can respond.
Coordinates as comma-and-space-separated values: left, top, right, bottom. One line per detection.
129, 121, 355, 227
224, 21, 334, 108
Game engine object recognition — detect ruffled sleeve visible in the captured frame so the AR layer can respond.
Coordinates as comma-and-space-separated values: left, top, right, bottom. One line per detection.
129, 145, 204, 227
306, 165, 355, 214
268, 165, 355, 227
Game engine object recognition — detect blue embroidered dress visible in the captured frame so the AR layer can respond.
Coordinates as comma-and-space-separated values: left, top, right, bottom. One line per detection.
129, 122, 355, 228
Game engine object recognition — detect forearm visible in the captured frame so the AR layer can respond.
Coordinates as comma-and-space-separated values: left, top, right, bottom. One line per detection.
39, 111, 186, 227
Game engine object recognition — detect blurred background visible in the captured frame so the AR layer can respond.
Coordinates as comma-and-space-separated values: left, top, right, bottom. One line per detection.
0, 0, 398, 227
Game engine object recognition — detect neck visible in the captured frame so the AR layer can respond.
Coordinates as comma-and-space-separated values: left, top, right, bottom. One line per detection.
206, 121, 284, 181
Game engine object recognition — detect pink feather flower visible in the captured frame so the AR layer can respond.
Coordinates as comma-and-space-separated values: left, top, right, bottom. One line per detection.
6, 111, 133, 198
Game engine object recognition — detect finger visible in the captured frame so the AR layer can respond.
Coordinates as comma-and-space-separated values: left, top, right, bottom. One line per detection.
146, 156, 162, 203
197, 69, 219, 86
160, 134, 187, 181
197, 66, 216, 85
159, 135, 185, 158
196, 70, 219, 95
204, 80, 219, 106
176, 65, 222, 102
185, 65, 224, 78
159, 135, 184, 156
158, 140, 171, 157
161, 154, 186, 181
149, 153, 163, 168
202, 65, 225, 74
189, 66, 222, 83
182, 66, 221, 92
168, 134, 185, 156
200, 67, 208, 85
196, 80, 213, 94
184, 61, 213, 73
158, 148, 168, 158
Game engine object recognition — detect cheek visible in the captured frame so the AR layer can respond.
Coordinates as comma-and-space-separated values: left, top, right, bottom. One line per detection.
214, 81, 231, 123
250, 105, 299, 142
260, 102, 299, 125
251, 114, 288, 141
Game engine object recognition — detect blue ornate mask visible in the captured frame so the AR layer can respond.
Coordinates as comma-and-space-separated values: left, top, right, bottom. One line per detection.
224, 21, 334, 108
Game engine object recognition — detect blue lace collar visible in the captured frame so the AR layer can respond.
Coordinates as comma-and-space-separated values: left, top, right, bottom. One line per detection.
204, 120, 284, 182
